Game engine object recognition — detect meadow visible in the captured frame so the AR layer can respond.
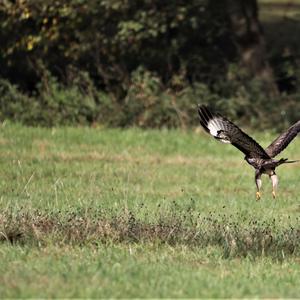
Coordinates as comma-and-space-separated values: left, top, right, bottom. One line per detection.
0, 123, 299, 297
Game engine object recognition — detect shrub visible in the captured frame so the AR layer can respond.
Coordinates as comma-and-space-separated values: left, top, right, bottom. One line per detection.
0, 79, 38, 124
1, 65, 300, 129
0, 75, 114, 127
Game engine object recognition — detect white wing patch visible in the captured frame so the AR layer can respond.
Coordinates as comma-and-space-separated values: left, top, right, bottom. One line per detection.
207, 117, 232, 143
207, 118, 223, 137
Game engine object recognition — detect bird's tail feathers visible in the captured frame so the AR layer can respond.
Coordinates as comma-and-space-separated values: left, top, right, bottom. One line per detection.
279, 158, 300, 165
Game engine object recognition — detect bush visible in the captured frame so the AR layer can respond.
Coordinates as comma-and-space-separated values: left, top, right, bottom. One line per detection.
0, 79, 38, 124
0, 75, 114, 127
37, 76, 98, 126
2, 70, 300, 130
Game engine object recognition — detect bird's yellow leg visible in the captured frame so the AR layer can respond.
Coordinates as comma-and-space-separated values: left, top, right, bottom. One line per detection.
256, 191, 261, 201
270, 174, 278, 200
255, 171, 262, 201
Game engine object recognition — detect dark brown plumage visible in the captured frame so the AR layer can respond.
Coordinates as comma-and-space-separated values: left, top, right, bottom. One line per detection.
198, 106, 270, 159
198, 105, 300, 200
265, 120, 300, 158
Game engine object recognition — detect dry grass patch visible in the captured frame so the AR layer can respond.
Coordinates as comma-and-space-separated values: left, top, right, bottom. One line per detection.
0, 208, 299, 259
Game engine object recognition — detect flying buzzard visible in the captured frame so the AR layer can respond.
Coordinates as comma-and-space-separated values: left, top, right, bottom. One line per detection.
198, 105, 300, 200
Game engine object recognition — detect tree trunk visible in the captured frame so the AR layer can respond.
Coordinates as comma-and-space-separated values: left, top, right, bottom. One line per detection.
226, 0, 279, 96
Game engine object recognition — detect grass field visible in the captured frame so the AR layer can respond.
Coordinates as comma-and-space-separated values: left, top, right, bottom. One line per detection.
0, 123, 299, 297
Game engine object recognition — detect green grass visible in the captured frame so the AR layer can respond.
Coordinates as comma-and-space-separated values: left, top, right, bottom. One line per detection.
0, 123, 300, 298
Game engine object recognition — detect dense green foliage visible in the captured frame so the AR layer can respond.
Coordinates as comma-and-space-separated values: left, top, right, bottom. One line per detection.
0, 125, 300, 297
0, 0, 300, 127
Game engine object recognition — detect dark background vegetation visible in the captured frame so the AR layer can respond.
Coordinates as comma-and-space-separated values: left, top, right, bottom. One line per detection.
0, 0, 300, 129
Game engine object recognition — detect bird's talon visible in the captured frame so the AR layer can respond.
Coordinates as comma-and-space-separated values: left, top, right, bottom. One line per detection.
256, 191, 261, 200
272, 191, 276, 199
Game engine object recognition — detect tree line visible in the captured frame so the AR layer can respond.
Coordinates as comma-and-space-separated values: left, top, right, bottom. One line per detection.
0, 0, 299, 128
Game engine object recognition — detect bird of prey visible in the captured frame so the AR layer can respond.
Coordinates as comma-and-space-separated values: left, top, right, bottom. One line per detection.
198, 105, 300, 200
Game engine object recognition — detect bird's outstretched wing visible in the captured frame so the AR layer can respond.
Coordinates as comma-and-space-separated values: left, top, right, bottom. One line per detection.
265, 120, 300, 158
198, 105, 270, 159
